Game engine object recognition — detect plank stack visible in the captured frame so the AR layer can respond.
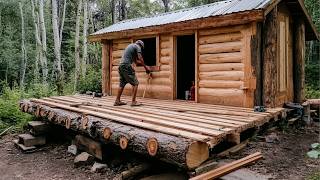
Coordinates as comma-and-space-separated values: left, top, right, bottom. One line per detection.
13, 121, 48, 152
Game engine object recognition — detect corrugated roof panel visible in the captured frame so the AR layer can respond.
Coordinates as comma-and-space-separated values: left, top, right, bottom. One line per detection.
92, 0, 272, 36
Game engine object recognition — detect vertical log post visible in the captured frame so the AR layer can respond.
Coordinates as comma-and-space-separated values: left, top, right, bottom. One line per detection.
101, 40, 110, 96
293, 18, 305, 103
252, 23, 262, 106
262, 8, 278, 108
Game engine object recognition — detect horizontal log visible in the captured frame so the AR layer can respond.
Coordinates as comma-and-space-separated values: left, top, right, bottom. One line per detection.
199, 32, 242, 44
160, 56, 172, 64
113, 38, 131, 44
160, 36, 170, 41
199, 52, 242, 64
111, 88, 173, 99
199, 88, 243, 97
160, 65, 171, 71
199, 95, 244, 107
199, 63, 243, 72
198, 25, 244, 36
113, 42, 130, 51
112, 83, 172, 92
112, 77, 171, 86
199, 71, 244, 81
199, 80, 243, 89
112, 50, 123, 58
20, 100, 209, 169
160, 41, 171, 49
199, 41, 242, 54
111, 71, 171, 79
161, 48, 172, 57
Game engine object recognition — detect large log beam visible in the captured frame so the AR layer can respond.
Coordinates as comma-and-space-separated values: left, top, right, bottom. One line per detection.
101, 40, 111, 96
293, 18, 305, 103
262, 8, 278, 108
19, 100, 209, 169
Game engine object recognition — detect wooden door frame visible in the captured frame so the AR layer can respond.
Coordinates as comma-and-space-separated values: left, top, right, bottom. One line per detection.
173, 32, 197, 101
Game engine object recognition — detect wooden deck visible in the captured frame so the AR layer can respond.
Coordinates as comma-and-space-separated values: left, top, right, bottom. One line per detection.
29, 95, 286, 147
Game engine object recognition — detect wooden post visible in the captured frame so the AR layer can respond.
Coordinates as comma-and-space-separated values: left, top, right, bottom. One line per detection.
195, 31, 199, 103
262, 8, 278, 108
101, 40, 110, 96
252, 23, 262, 106
293, 18, 305, 103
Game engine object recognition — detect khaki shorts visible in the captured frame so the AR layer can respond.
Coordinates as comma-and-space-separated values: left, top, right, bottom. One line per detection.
118, 64, 139, 88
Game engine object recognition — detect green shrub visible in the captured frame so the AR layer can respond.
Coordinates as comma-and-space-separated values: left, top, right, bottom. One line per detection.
0, 87, 33, 132
77, 65, 102, 93
305, 86, 320, 99
26, 83, 56, 99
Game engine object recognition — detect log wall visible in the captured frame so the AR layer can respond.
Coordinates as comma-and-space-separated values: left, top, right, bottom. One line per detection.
110, 36, 173, 99
197, 25, 256, 107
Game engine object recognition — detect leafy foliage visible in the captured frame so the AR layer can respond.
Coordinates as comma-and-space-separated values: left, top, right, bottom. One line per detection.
0, 87, 33, 132
77, 65, 102, 93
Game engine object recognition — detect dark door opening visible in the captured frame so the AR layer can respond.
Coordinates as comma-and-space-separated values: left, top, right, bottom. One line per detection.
176, 35, 195, 100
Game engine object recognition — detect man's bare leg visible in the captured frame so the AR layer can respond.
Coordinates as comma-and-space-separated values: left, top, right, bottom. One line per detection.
114, 87, 126, 106
132, 85, 138, 103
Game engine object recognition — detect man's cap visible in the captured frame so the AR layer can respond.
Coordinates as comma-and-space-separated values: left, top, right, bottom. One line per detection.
135, 40, 144, 49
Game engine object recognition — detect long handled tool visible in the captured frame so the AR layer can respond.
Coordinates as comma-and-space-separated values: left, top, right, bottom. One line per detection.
143, 73, 152, 98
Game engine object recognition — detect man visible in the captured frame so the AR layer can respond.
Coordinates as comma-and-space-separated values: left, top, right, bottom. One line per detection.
114, 40, 151, 106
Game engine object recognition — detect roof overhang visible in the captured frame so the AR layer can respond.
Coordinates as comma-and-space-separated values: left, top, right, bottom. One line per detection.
264, 0, 319, 41
88, 10, 264, 42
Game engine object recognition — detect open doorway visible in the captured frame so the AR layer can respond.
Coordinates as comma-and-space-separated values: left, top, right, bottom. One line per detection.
176, 34, 195, 100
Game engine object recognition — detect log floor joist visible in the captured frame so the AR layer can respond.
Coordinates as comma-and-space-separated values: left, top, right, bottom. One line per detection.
20, 95, 286, 169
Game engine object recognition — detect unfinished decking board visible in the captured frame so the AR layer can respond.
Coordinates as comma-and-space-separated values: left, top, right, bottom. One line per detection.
42, 97, 230, 137
57, 96, 250, 127
47, 97, 237, 131
30, 98, 212, 142
29, 95, 285, 146
55, 95, 284, 131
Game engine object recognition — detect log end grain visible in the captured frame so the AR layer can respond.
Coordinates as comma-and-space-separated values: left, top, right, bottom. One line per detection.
147, 138, 158, 156
186, 141, 209, 169
81, 116, 89, 130
103, 127, 112, 140
119, 136, 128, 150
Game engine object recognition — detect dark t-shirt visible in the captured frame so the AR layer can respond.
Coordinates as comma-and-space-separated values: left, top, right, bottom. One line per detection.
120, 43, 142, 65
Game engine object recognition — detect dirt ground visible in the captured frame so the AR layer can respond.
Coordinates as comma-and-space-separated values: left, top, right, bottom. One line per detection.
0, 123, 319, 180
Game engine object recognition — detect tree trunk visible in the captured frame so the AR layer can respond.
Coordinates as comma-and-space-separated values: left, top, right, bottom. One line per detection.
20, 100, 209, 169
120, 0, 127, 21
74, 0, 82, 92
30, 0, 41, 82
59, 0, 66, 47
19, 2, 27, 90
110, 0, 116, 24
293, 18, 305, 103
162, 0, 169, 12
39, 0, 48, 84
52, 0, 63, 95
82, 0, 88, 77
262, 8, 278, 108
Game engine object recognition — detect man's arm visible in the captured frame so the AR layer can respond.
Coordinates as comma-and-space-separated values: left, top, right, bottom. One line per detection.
136, 53, 151, 74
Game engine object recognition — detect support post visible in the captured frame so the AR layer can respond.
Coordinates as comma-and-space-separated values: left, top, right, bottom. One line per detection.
293, 18, 305, 103
262, 8, 278, 108
101, 40, 110, 96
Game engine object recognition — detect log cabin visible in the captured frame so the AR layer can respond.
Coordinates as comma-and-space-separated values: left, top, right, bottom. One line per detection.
89, 0, 319, 108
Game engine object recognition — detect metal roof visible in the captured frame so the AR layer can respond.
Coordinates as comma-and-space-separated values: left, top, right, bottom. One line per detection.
92, 0, 272, 36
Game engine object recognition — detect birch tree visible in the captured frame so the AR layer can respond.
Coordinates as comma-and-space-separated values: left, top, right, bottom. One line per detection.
162, 0, 170, 12
60, 0, 66, 47
30, 0, 41, 82
19, 2, 27, 89
52, 0, 63, 94
39, 0, 48, 84
82, 0, 88, 77
74, 0, 82, 91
